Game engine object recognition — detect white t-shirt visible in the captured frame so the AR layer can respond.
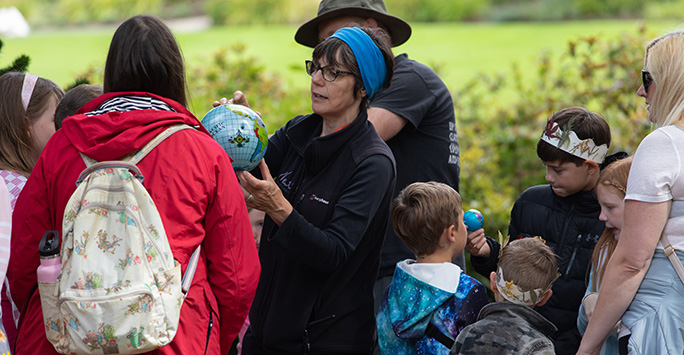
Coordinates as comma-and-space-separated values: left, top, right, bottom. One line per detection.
626, 125, 684, 251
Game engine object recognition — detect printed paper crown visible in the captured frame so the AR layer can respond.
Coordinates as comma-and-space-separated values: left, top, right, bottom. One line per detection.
495, 233, 558, 306
540, 119, 608, 164
495, 267, 552, 306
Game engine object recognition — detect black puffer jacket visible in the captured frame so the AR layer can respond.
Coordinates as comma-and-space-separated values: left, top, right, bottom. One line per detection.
471, 185, 603, 353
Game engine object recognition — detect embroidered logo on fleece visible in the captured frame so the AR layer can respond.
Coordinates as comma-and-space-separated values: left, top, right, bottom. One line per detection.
310, 194, 329, 205
277, 171, 294, 192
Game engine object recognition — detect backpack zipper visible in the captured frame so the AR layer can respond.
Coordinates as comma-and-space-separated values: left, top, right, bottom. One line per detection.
58, 288, 153, 309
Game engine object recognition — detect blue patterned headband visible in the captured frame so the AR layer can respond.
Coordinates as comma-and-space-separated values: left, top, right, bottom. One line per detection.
329, 27, 387, 99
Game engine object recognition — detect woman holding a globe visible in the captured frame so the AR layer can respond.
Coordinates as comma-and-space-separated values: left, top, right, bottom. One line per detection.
238, 27, 397, 354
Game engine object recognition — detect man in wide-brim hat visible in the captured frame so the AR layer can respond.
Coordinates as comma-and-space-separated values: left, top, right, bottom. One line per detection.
295, 0, 412, 47
252, 0, 462, 353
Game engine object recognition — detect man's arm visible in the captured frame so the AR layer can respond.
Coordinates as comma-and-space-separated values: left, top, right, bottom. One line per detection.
368, 107, 407, 141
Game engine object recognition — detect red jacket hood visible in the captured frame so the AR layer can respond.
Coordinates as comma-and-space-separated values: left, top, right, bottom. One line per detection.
62, 92, 211, 161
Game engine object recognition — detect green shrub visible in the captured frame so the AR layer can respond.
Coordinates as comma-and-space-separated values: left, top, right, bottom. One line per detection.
205, 0, 317, 26
487, 0, 577, 21
455, 26, 654, 236
645, 0, 684, 20
186, 43, 309, 132
573, 0, 643, 18
388, 0, 490, 22
0, 39, 29, 76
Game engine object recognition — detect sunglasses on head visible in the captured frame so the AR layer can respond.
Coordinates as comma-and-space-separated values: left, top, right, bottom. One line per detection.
642, 70, 653, 93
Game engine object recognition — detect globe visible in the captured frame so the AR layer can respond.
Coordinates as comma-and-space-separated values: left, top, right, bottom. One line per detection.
201, 104, 268, 171
463, 209, 484, 232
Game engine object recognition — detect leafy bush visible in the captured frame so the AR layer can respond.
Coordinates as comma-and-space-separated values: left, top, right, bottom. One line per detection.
454, 26, 654, 236
645, 0, 684, 20
388, 0, 490, 22
486, 0, 578, 21
205, 0, 318, 26
6, 0, 679, 26
186, 43, 309, 132
0, 39, 29, 76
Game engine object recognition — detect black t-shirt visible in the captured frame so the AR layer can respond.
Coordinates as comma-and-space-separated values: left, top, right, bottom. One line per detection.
370, 53, 460, 277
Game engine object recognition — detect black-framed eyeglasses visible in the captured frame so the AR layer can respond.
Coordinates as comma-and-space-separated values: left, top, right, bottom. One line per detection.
305, 60, 353, 82
642, 70, 653, 93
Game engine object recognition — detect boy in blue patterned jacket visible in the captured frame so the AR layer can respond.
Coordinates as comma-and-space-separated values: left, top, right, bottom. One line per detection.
377, 182, 489, 354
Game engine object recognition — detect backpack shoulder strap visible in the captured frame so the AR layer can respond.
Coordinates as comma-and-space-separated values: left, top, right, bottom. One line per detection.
425, 322, 455, 349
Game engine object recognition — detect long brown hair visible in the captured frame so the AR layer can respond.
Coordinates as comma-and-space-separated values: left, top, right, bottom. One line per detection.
589, 156, 633, 292
104, 15, 187, 106
0, 72, 63, 177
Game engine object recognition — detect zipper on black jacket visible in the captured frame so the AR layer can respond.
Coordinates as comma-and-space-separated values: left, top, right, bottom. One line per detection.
303, 329, 311, 354
557, 203, 575, 278
204, 312, 213, 355
565, 234, 582, 277
302, 315, 336, 354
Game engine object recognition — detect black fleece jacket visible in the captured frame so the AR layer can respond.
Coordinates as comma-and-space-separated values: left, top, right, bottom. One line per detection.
247, 110, 396, 354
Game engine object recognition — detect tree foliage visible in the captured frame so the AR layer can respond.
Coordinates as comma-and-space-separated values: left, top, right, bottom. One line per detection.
454, 25, 654, 236
0, 39, 29, 77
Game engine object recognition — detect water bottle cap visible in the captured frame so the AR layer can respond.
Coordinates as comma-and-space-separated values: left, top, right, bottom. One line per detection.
39, 231, 60, 257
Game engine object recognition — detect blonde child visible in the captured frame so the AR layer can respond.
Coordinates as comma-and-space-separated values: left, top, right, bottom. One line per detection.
577, 156, 632, 355
452, 237, 558, 354
377, 182, 489, 354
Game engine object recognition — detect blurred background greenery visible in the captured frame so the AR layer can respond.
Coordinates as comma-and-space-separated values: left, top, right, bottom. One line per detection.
1, 0, 682, 284
7, 0, 684, 25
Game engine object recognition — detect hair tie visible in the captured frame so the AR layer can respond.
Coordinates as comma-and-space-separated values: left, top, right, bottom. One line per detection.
540, 119, 608, 164
21, 72, 39, 112
610, 182, 626, 193
329, 27, 386, 99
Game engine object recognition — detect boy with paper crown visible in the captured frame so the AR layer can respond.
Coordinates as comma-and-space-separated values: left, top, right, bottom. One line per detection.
377, 182, 488, 354
467, 107, 611, 354
451, 237, 558, 355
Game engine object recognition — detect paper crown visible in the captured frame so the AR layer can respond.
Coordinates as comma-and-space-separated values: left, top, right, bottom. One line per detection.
495, 267, 552, 306
540, 119, 608, 164
495, 233, 558, 306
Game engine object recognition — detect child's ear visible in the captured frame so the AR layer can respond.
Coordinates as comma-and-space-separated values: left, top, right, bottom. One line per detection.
489, 271, 498, 293
444, 224, 457, 243
536, 289, 553, 307
585, 160, 599, 176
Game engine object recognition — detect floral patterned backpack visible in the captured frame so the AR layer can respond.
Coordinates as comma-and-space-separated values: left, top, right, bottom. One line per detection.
39, 124, 201, 354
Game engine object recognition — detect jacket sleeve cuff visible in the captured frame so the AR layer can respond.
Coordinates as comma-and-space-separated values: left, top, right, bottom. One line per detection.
268, 208, 306, 250
470, 236, 500, 277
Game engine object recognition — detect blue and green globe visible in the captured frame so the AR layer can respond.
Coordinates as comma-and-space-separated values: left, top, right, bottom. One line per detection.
201, 104, 268, 171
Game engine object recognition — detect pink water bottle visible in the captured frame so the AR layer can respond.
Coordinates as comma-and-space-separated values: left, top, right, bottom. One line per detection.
37, 231, 61, 283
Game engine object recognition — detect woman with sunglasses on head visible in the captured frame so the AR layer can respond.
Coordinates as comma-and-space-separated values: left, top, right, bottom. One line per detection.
236, 26, 396, 354
578, 32, 684, 355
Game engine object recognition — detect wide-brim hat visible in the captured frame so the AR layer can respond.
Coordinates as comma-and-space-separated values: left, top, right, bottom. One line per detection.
295, 0, 412, 48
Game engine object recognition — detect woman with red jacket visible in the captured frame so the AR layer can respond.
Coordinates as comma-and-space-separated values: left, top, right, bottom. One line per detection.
7, 15, 260, 354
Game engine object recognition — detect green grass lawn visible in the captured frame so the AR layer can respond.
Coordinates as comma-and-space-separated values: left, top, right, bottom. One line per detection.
2, 20, 679, 98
